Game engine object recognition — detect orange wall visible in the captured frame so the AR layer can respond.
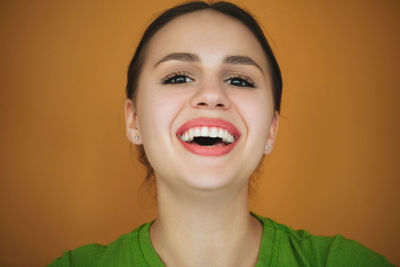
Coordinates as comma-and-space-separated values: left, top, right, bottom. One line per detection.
0, 0, 399, 266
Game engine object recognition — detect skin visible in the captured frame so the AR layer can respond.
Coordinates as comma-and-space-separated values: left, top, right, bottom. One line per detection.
125, 10, 279, 267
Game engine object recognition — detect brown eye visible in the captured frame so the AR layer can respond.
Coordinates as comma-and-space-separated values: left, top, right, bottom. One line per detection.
225, 76, 255, 88
162, 74, 194, 84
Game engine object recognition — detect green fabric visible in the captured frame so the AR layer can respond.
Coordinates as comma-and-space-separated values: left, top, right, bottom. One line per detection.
48, 212, 396, 266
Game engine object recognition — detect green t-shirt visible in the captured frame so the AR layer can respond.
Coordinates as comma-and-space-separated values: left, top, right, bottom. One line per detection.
48, 213, 396, 266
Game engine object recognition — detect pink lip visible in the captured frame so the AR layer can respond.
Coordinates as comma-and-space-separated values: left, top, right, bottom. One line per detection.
176, 117, 241, 156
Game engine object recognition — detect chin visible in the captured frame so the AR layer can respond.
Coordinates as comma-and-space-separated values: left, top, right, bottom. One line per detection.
177, 168, 248, 192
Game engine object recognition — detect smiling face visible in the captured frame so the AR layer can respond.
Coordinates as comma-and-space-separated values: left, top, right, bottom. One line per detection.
125, 10, 279, 192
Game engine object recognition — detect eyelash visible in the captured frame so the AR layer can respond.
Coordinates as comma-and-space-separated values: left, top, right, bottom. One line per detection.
161, 71, 194, 85
224, 74, 255, 88
161, 72, 256, 88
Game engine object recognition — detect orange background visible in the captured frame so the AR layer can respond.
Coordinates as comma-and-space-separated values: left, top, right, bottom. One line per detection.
1, 0, 399, 266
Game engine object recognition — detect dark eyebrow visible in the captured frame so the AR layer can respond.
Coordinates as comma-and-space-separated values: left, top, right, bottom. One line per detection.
223, 55, 263, 73
154, 52, 200, 68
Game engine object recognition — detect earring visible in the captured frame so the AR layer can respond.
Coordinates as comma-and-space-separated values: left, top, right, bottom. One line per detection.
265, 144, 269, 149
134, 135, 139, 141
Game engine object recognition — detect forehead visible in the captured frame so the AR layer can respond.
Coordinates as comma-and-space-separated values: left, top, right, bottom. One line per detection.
144, 10, 268, 70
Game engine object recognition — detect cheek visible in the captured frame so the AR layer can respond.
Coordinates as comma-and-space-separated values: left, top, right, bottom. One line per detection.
233, 90, 273, 140
136, 86, 191, 179
137, 87, 187, 144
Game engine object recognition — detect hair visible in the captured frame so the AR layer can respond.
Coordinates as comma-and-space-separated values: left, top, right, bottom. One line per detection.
126, 1, 283, 186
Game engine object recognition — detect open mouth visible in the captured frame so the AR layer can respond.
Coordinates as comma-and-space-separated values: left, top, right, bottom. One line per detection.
178, 127, 236, 146
176, 118, 241, 156
189, 136, 228, 146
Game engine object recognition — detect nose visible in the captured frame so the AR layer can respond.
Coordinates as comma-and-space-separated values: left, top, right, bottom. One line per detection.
190, 80, 231, 110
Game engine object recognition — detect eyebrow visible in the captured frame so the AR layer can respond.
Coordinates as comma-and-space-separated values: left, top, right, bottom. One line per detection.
154, 53, 200, 67
223, 55, 263, 73
154, 52, 263, 73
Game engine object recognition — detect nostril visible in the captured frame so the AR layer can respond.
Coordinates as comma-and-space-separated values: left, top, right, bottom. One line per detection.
195, 102, 226, 108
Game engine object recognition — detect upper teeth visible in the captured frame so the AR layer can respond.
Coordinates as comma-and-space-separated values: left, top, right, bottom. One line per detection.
179, 126, 236, 144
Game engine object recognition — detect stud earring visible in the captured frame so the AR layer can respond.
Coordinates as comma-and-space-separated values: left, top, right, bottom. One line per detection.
134, 135, 139, 141
265, 144, 269, 149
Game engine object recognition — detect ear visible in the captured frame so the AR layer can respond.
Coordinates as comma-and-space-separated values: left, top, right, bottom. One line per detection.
125, 99, 142, 145
264, 110, 279, 155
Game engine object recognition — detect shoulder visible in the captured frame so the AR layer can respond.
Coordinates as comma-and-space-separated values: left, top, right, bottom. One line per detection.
253, 213, 395, 267
47, 223, 149, 267
324, 235, 396, 267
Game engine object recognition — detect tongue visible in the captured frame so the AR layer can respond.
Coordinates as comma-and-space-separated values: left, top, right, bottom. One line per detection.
211, 142, 226, 147
189, 142, 226, 147
190, 137, 227, 147
188, 140, 227, 147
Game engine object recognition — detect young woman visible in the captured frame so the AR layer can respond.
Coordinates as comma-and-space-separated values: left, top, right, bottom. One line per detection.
49, 1, 395, 266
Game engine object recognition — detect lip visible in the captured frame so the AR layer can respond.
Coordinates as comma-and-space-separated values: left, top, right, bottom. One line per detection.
176, 117, 241, 156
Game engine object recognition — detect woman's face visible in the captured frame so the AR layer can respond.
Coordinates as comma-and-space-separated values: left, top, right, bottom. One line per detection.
126, 10, 279, 192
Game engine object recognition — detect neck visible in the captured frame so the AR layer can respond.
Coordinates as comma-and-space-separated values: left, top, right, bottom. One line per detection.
149, 179, 263, 267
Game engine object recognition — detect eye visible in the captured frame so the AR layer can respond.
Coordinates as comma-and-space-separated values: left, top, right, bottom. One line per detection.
224, 75, 255, 88
162, 72, 194, 85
